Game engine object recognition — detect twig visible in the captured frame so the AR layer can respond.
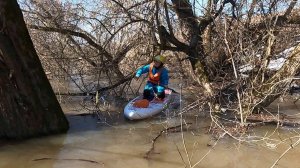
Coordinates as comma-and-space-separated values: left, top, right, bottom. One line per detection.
144, 123, 192, 158
270, 137, 300, 168
174, 142, 187, 167
180, 115, 192, 167
224, 17, 244, 126
191, 133, 224, 168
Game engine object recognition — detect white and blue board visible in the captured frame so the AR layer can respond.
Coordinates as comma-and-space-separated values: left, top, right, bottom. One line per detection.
124, 89, 172, 120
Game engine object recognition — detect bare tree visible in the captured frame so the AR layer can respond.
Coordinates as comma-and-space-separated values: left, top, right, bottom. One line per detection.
20, 0, 154, 96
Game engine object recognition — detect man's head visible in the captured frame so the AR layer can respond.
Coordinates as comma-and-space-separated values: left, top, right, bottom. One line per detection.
153, 55, 166, 68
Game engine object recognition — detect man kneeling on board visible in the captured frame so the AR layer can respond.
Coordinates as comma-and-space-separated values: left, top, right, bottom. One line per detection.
135, 55, 169, 102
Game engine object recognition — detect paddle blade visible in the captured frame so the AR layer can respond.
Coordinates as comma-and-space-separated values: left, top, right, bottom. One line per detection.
165, 89, 172, 95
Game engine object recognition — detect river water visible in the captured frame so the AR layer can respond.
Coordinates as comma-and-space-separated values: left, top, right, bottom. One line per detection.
1, 79, 300, 168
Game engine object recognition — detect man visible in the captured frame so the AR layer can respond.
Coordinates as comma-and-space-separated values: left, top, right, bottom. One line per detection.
135, 55, 169, 101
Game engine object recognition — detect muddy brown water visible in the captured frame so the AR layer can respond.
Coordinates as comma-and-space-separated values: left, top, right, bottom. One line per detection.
1, 79, 300, 168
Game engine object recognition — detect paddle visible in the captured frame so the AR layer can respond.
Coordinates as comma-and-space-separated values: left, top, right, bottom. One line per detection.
166, 87, 179, 94
149, 87, 178, 102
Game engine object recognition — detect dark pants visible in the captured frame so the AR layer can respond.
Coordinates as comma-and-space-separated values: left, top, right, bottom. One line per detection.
143, 82, 165, 101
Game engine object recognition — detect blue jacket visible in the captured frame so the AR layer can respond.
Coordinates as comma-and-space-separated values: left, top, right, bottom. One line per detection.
136, 64, 169, 86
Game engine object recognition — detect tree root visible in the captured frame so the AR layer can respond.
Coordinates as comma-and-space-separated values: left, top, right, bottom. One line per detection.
144, 123, 192, 159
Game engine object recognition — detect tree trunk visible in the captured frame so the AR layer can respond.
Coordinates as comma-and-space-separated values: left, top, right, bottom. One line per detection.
171, 0, 215, 96
0, 0, 68, 139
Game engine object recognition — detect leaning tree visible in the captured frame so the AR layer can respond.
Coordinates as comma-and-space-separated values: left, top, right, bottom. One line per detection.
0, 0, 68, 139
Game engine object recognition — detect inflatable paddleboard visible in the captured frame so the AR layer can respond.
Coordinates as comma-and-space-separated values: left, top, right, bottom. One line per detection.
124, 89, 172, 120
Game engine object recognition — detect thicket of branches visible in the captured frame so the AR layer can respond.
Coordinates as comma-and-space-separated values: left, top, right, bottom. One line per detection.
19, 0, 300, 124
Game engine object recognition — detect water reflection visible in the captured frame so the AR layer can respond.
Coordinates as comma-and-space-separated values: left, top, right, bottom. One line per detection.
0, 134, 67, 168
1, 111, 300, 168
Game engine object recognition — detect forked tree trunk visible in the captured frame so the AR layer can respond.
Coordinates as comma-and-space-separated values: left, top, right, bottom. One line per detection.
0, 0, 68, 139
171, 0, 215, 96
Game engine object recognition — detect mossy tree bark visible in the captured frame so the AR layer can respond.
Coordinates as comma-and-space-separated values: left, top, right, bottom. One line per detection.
0, 0, 69, 139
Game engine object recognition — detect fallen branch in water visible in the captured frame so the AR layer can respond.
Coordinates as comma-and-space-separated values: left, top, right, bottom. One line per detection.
144, 122, 192, 159
217, 109, 300, 128
208, 113, 300, 140
270, 136, 300, 168
32, 157, 103, 165
235, 113, 300, 127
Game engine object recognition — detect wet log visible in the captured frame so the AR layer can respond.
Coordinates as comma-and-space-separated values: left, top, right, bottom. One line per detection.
244, 114, 300, 127
225, 113, 300, 127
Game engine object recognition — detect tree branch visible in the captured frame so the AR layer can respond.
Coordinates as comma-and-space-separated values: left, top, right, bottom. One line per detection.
283, 0, 298, 18
29, 25, 113, 61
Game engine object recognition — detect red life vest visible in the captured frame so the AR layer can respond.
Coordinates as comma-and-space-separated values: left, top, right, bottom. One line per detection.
148, 63, 163, 85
